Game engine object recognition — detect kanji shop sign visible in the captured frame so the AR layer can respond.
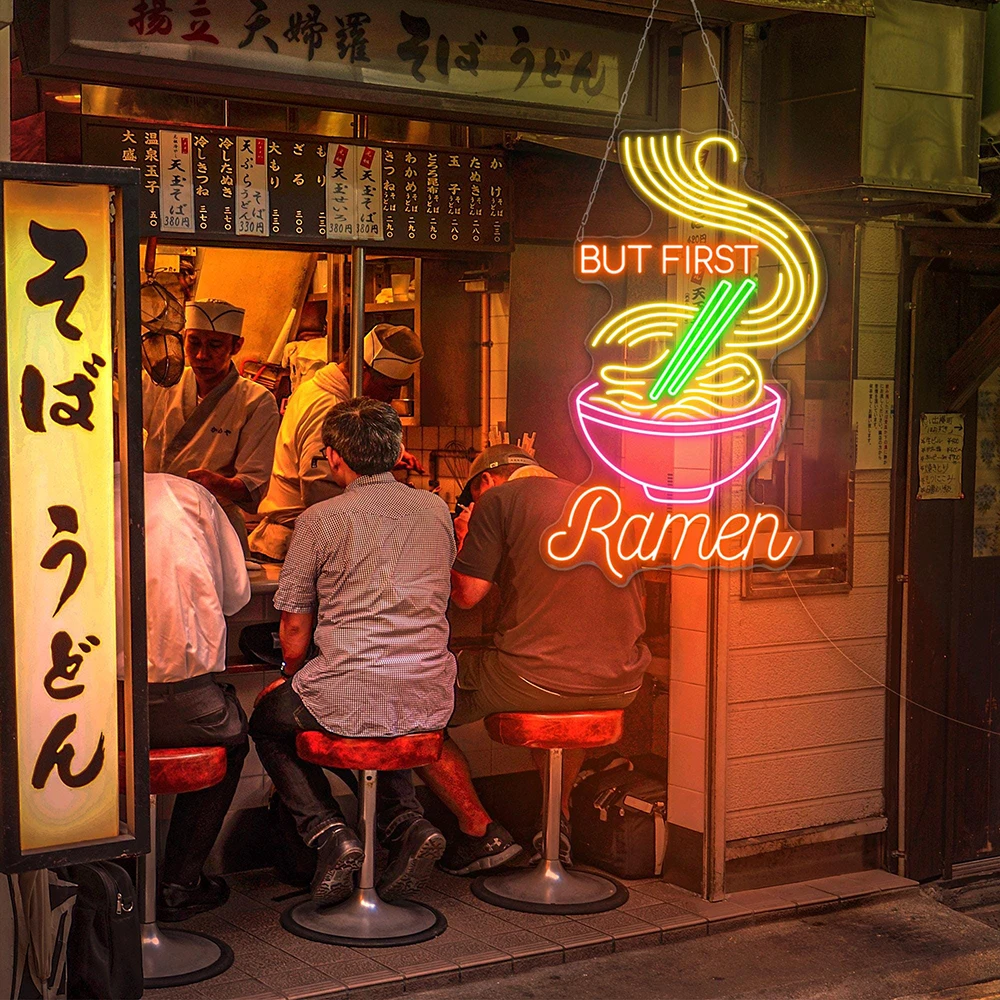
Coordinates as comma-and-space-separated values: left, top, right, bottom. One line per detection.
0, 165, 148, 872
27, 0, 655, 127
544, 132, 828, 582
83, 121, 511, 250
4, 180, 119, 851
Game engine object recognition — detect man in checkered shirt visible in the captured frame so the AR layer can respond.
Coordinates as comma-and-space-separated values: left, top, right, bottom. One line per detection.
250, 398, 456, 904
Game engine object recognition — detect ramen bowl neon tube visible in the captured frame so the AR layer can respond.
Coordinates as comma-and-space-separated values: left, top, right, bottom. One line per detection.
575, 382, 783, 505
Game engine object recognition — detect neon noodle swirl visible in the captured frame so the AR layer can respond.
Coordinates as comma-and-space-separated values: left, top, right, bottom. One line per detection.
587, 133, 824, 421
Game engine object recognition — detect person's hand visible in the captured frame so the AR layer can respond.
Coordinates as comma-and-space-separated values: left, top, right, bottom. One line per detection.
395, 449, 426, 474
454, 504, 473, 549
187, 468, 233, 499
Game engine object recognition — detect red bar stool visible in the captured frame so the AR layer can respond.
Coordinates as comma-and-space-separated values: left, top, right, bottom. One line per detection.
472, 711, 630, 915
141, 747, 234, 989
281, 730, 448, 947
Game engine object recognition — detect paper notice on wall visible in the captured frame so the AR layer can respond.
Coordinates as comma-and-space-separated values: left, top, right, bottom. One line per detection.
236, 136, 268, 237
354, 145, 384, 241
853, 379, 894, 470
918, 412, 965, 500
159, 130, 194, 234
325, 142, 356, 240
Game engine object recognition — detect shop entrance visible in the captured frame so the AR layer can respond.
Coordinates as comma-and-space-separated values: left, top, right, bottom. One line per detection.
896, 248, 1000, 881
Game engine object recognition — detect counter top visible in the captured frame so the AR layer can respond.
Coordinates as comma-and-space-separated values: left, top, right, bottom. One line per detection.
248, 562, 282, 595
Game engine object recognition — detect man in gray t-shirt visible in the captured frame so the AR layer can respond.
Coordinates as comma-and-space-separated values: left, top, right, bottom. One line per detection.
250, 398, 454, 905
418, 445, 650, 876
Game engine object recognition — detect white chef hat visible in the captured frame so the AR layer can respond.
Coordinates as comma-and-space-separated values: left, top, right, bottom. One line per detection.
185, 299, 245, 338
363, 324, 423, 381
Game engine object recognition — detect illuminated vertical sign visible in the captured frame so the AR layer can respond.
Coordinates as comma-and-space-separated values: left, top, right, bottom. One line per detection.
4, 181, 119, 850
545, 132, 827, 581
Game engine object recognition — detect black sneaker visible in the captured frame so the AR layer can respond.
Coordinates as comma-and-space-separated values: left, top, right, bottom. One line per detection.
377, 818, 446, 902
439, 821, 520, 876
530, 816, 572, 865
158, 874, 230, 922
311, 823, 364, 904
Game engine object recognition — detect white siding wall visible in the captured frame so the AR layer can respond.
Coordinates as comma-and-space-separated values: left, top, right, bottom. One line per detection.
723, 221, 897, 844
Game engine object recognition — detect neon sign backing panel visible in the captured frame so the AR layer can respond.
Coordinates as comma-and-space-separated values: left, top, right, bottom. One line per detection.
543, 131, 827, 582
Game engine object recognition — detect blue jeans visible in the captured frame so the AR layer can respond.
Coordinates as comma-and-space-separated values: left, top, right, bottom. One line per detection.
249, 680, 423, 846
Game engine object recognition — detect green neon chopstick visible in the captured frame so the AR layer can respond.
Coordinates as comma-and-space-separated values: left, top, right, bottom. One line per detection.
648, 276, 758, 402
647, 280, 733, 403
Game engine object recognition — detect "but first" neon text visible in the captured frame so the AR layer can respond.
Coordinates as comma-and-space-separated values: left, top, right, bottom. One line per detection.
578, 242, 758, 278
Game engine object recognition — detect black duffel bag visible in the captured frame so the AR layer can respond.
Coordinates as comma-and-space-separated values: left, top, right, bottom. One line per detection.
570, 753, 667, 880
63, 861, 142, 1000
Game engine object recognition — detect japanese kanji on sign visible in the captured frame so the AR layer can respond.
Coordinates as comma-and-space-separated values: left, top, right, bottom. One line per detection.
0, 162, 148, 873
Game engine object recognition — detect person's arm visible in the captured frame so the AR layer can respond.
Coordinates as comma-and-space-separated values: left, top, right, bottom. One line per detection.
188, 468, 252, 506
228, 391, 281, 511
279, 611, 315, 674
210, 496, 251, 616
273, 513, 322, 666
451, 490, 504, 610
450, 570, 492, 609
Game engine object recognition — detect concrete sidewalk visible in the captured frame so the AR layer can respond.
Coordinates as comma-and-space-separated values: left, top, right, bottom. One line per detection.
406, 891, 1000, 1000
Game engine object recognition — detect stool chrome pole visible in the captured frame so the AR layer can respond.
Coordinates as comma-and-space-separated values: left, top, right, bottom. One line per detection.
472, 747, 628, 915
140, 794, 233, 989
283, 770, 446, 947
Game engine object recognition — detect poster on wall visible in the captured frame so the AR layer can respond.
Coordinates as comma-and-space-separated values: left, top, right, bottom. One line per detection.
853, 379, 894, 470
974, 369, 1000, 556
917, 412, 965, 500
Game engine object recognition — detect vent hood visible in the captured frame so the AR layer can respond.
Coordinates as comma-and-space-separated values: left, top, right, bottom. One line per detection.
760, 0, 988, 209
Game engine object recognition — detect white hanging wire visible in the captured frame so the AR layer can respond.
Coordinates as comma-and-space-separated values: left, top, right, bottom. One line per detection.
788, 577, 999, 737
575, 0, 661, 244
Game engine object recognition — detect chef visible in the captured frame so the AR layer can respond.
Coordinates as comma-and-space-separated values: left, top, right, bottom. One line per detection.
143, 298, 280, 551
248, 323, 423, 562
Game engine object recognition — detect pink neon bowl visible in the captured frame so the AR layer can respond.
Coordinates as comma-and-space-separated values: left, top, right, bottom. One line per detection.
575, 381, 784, 505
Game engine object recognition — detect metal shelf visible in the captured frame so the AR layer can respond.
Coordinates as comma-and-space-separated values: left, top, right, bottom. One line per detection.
365, 302, 416, 313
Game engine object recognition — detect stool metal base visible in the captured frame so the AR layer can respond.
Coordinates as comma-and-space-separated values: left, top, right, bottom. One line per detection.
141, 922, 234, 989
282, 887, 446, 947
472, 860, 629, 915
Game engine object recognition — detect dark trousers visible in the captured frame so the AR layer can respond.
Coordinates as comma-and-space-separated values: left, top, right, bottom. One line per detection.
148, 675, 249, 887
249, 680, 423, 846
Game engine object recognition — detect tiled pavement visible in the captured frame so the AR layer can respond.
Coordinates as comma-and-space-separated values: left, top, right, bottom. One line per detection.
154, 867, 918, 1000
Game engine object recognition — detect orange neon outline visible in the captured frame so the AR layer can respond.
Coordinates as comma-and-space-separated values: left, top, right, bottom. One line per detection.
544, 486, 800, 580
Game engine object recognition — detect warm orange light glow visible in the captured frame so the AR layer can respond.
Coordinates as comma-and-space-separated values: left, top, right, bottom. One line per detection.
5, 181, 119, 851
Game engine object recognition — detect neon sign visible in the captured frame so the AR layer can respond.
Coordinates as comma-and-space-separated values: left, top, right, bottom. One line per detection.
544, 131, 826, 581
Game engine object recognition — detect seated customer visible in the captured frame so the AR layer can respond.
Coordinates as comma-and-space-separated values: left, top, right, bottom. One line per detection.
250, 398, 455, 904
418, 445, 651, 875
116, 465, 252, 921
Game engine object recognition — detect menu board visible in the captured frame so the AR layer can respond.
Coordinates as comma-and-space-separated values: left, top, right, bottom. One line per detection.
82, 120, 512, 252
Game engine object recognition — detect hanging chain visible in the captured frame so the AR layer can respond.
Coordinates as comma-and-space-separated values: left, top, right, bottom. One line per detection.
689, 0, 739, 139
576, 0, 660, 244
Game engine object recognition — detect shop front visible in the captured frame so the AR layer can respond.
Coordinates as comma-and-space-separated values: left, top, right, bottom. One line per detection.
3, 0, 962, 988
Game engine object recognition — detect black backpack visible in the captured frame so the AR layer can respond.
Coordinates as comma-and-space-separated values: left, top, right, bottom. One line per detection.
62, 861, 142, 1000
